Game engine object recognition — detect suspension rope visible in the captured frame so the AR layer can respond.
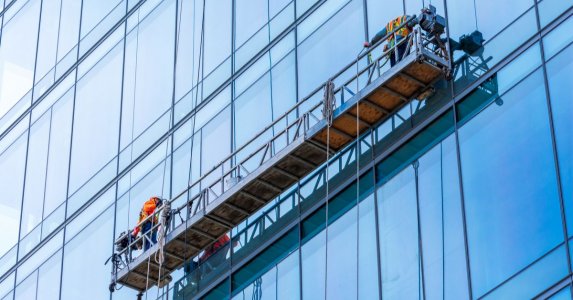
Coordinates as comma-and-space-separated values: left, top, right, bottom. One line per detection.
141, 0, 207, 296
355, 65, 360, 300
322, 80, 335, 300
473, 0, 479, 30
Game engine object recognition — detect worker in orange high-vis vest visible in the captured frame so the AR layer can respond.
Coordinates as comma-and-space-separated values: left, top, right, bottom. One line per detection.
363, 15, 417, 67
132, 196, 163, 251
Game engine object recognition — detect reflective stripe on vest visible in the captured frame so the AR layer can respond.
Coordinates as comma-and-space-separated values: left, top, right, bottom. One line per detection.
386, 16, 410, 46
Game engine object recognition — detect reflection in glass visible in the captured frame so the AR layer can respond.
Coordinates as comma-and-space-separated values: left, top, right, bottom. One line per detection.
459, 70, 564, 297
377, 167, 420, 299
546, 44, 573, 236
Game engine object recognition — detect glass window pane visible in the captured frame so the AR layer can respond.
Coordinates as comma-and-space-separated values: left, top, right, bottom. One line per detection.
36, 251, 62, 300
271, 52, 296, 119
80, 0, 123, 38
203, 0, 231, 75
297, 0, 364, 98
0, 272, 15, 300
538, 0, 573, 27
21, 112, 51, 237
0, 134, 27, 256
447, 0, 532, 42
458, 70, 564, 297
69, 43, 123, 194
122, 0, 175, 146
358, 195, 379, 299
549, 286, 572, 300
44, 91, 74, 217
234, 74, 272, 149
543, 15, 573, 60
482, 244, 568, 299
61, 207, 114, 300
302, 230, 325, 300
546, 43, 573, 237
174, 0, 203, 101
236, 0, 268, 47
56, 0, 81, 63
366, 0, 402, 42
327, 206, 357, 300
418, 135, 469, 299
377, 167, 421, 299
201, 107, 231, 174
0, 0, 41, 117
14, 271, 37, 300
277, 250, 299, 300
35, 0, 62, 85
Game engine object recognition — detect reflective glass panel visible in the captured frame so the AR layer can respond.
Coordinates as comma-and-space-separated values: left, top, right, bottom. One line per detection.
458, 70, 564, 297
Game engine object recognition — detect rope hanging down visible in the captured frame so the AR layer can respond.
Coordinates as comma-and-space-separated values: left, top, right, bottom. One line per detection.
322, 80, 336, 127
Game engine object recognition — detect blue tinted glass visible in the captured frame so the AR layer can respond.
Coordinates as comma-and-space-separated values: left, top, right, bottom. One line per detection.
201, 107, 231, 174
36, 251, 62, 300
35, 0, 62, 84
366, 0, 402, 40
43, 91, 74, 217
482, 244, 568, 299
235, 0, 268, 47
80, 0, 123, 38
297, 0, 364, 98
276, 250, 299, 300
0, 273, 15, 300
0, 134, 27, 256
69, 43, 123, 194
549, 286, 572, 300
377, 167, 421, 299
418, 135, 469, 299
538, 0, 573, 28
543, 15, 573, 60
358, 195, 380, 299
447, 0, 532, 41
61, 207, 114, 300
121, 0, 175, 149
302, 230, 325, 300
296, 0, 318, 17
327, 206, 357, 300
21, 112, 51, 236
56, 0, 81, 63
546, 44, 573, 237
458, 70, 564, 297
234, 74, 272, 149
174, 0, 203, 101
203, 0, 231, 75
271, 52, 296, 119
14, 271, 37, 300
0, 0, 41, 117
453, 8, 537, 94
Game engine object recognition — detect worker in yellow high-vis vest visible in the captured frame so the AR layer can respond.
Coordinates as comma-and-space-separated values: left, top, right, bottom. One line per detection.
364, 15, 417, 67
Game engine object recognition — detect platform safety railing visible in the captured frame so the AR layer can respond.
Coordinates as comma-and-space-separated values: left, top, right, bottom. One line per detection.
110, 20, 450, 279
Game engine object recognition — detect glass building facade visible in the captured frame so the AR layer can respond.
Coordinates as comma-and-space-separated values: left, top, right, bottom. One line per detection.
0, 0, 572, 299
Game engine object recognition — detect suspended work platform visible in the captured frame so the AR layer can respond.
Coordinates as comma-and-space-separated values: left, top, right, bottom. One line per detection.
111, 23, 451, 293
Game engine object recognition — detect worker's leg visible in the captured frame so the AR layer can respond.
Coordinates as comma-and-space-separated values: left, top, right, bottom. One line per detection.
397, 42, 408, 62
390, 47, 397, 67
142, 222, 152, 251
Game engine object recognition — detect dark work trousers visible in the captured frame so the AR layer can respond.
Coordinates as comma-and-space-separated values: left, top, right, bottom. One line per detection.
390, 41, 409, 67
141, 221, 157, 251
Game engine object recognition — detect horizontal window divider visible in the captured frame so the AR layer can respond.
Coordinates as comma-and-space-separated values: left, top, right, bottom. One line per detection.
4, 0, 573, 289
0, 0, 150, 145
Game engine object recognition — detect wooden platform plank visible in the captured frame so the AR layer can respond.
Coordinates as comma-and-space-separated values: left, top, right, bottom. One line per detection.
116, 54, 449, 293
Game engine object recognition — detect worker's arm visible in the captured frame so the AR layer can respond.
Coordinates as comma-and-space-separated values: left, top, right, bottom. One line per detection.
132, 225, 141, 237
407, 14, 418, 28
368, 27, 387, 46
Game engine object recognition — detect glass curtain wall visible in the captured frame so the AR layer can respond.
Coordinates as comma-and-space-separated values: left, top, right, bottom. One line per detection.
1, 0, 573, 299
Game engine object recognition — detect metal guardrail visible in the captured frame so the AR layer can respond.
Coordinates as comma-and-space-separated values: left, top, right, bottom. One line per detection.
110, 19, 451, 287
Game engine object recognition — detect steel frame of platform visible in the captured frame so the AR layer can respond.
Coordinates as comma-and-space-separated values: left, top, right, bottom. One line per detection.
110, 24, 451, 292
